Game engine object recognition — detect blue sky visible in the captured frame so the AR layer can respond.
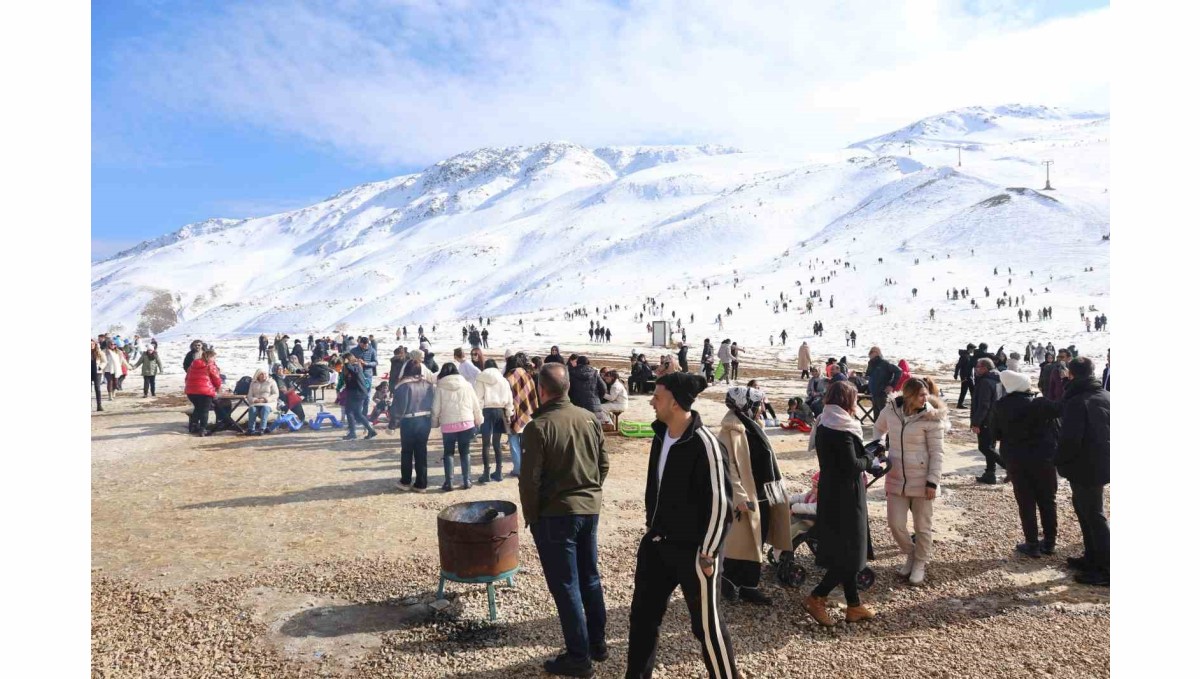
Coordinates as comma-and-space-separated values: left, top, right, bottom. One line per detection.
92, 0, 1109, 260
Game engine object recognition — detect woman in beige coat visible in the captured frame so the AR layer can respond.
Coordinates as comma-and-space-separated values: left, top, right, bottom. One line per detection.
873, 378, 947, 586
717, 387, 791, 604
797, 341, 813, 378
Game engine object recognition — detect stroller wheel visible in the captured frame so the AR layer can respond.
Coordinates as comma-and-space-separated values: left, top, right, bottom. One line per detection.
857, 567, 876, 591
776, 553, 806, 587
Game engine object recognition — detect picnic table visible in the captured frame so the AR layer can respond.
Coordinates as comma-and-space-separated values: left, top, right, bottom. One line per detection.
211, 393, 250, 433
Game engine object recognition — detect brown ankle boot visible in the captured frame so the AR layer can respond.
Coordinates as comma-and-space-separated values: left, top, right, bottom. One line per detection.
845, 604, 876, 623
802, 595, 834, 627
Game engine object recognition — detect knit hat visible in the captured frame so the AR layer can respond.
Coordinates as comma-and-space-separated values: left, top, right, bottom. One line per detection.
658, 372, 707, 411
999, 369, 1031, 393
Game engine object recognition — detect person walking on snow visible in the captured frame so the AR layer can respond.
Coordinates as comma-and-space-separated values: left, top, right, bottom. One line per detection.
797, 341, 812, 379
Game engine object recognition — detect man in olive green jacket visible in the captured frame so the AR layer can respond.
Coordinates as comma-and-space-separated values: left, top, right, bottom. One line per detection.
519, 363, 609, 677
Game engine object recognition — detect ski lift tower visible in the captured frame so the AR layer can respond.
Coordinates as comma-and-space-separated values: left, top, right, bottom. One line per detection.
1042, 160, 1055, 190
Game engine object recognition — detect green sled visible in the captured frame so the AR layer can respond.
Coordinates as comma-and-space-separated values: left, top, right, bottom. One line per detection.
714, 362, 726, 381
619, 421, 657, 438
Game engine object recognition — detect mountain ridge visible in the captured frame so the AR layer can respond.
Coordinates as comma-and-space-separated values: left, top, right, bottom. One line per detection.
91, 104, 1108, 337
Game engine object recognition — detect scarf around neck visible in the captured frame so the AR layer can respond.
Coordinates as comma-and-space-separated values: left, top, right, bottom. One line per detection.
733, 410, 788, 506
817, 404, 864, 441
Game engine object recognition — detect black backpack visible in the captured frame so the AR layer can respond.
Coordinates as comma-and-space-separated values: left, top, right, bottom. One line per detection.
234, 376, 252, 395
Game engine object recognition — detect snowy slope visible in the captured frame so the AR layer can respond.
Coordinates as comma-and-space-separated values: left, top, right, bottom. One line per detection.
92, 104, 1110, 371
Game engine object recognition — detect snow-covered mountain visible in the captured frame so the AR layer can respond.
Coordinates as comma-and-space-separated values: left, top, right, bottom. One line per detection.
91, 104, 1109, 352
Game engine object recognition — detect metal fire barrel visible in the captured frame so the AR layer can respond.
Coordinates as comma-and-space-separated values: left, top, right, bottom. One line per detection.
436, 500, 519, 579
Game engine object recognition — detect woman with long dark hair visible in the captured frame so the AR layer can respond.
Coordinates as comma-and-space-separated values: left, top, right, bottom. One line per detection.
802, 381, 877, 625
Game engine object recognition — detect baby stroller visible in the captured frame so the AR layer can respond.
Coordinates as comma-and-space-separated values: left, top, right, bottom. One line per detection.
769, 447, 890, 590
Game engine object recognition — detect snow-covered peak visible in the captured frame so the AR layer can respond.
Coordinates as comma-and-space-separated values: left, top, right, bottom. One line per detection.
850, 104, 1108, 152
593, 144, 741, 176
101, 218, 245, 263
91, 108, 1108, 339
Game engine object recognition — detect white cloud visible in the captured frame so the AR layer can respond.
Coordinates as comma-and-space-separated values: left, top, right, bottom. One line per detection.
113, 0, 1109, 166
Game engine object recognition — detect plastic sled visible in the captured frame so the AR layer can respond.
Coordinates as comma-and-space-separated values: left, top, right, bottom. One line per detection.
619, 421, 656, 438
780, 418, 812, 432
310, 411, 343, 430
714, 363, 726, 381
267, 413, 304, 433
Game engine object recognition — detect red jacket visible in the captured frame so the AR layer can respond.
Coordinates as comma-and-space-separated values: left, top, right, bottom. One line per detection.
895, 359, 912, 390
185, 359, 222, 397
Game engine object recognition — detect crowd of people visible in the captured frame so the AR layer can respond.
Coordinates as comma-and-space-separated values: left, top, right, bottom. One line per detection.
93, 316, 1109, 678
91, 332, 161, 411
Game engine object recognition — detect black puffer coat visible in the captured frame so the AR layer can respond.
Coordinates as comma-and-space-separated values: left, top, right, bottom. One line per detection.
812, 425, 873, 572
1055, 378, 1110, 486
970, 370, 1004, 429
990, 392, 1061, 463
567, 364, 606, 413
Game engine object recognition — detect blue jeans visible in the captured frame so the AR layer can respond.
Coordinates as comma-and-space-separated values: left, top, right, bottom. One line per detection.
480, 408, 507, 477
442, 427, 475, 485
531, 514, 607, 661
508, 432, 523, 475
400, 416, 432, 489
246, 404, 271, 432
345, 395, 375, 437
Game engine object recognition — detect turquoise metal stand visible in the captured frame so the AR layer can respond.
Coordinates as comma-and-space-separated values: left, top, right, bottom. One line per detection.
436, 568, 519, 621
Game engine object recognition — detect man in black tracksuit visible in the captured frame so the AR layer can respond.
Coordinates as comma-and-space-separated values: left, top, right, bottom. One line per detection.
970, 358, 1006, 484
953, 343, 976, 409
627, 373, 738, 679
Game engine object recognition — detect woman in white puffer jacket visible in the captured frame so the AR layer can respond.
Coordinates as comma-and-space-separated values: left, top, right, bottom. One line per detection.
474, 360, 515, 483
873, 378, 946, 586
432, 363, 484, 492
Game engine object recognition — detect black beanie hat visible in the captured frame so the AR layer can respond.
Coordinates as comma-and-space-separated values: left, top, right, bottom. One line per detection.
658, 373, 707, 411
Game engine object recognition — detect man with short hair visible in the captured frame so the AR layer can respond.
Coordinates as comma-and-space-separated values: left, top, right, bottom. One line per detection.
454, 347, 481, 386
970, 358, 1006, 484
1056, 357, 1110, 585
520, 363, 609, 677
953, 343, 976, 409
627, 372, 738, 679
350, 337, 379, 421
865, 346, 901, 420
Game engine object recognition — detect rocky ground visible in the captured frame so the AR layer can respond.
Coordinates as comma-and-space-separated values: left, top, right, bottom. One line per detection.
92, 352, 1108, 678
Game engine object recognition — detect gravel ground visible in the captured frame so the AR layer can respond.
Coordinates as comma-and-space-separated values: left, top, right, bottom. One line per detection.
92, 357, 1108, 678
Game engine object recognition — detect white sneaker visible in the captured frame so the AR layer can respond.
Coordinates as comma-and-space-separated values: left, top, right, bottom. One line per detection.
394, 480, 412, 492
898, 553, 915, 577
909, 561, 927, 586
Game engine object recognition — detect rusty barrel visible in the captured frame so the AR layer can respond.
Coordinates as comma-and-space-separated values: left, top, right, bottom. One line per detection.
436, 500, 519, 579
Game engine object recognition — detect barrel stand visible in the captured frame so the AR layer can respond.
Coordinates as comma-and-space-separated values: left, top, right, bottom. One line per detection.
436, 567, 519, 621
